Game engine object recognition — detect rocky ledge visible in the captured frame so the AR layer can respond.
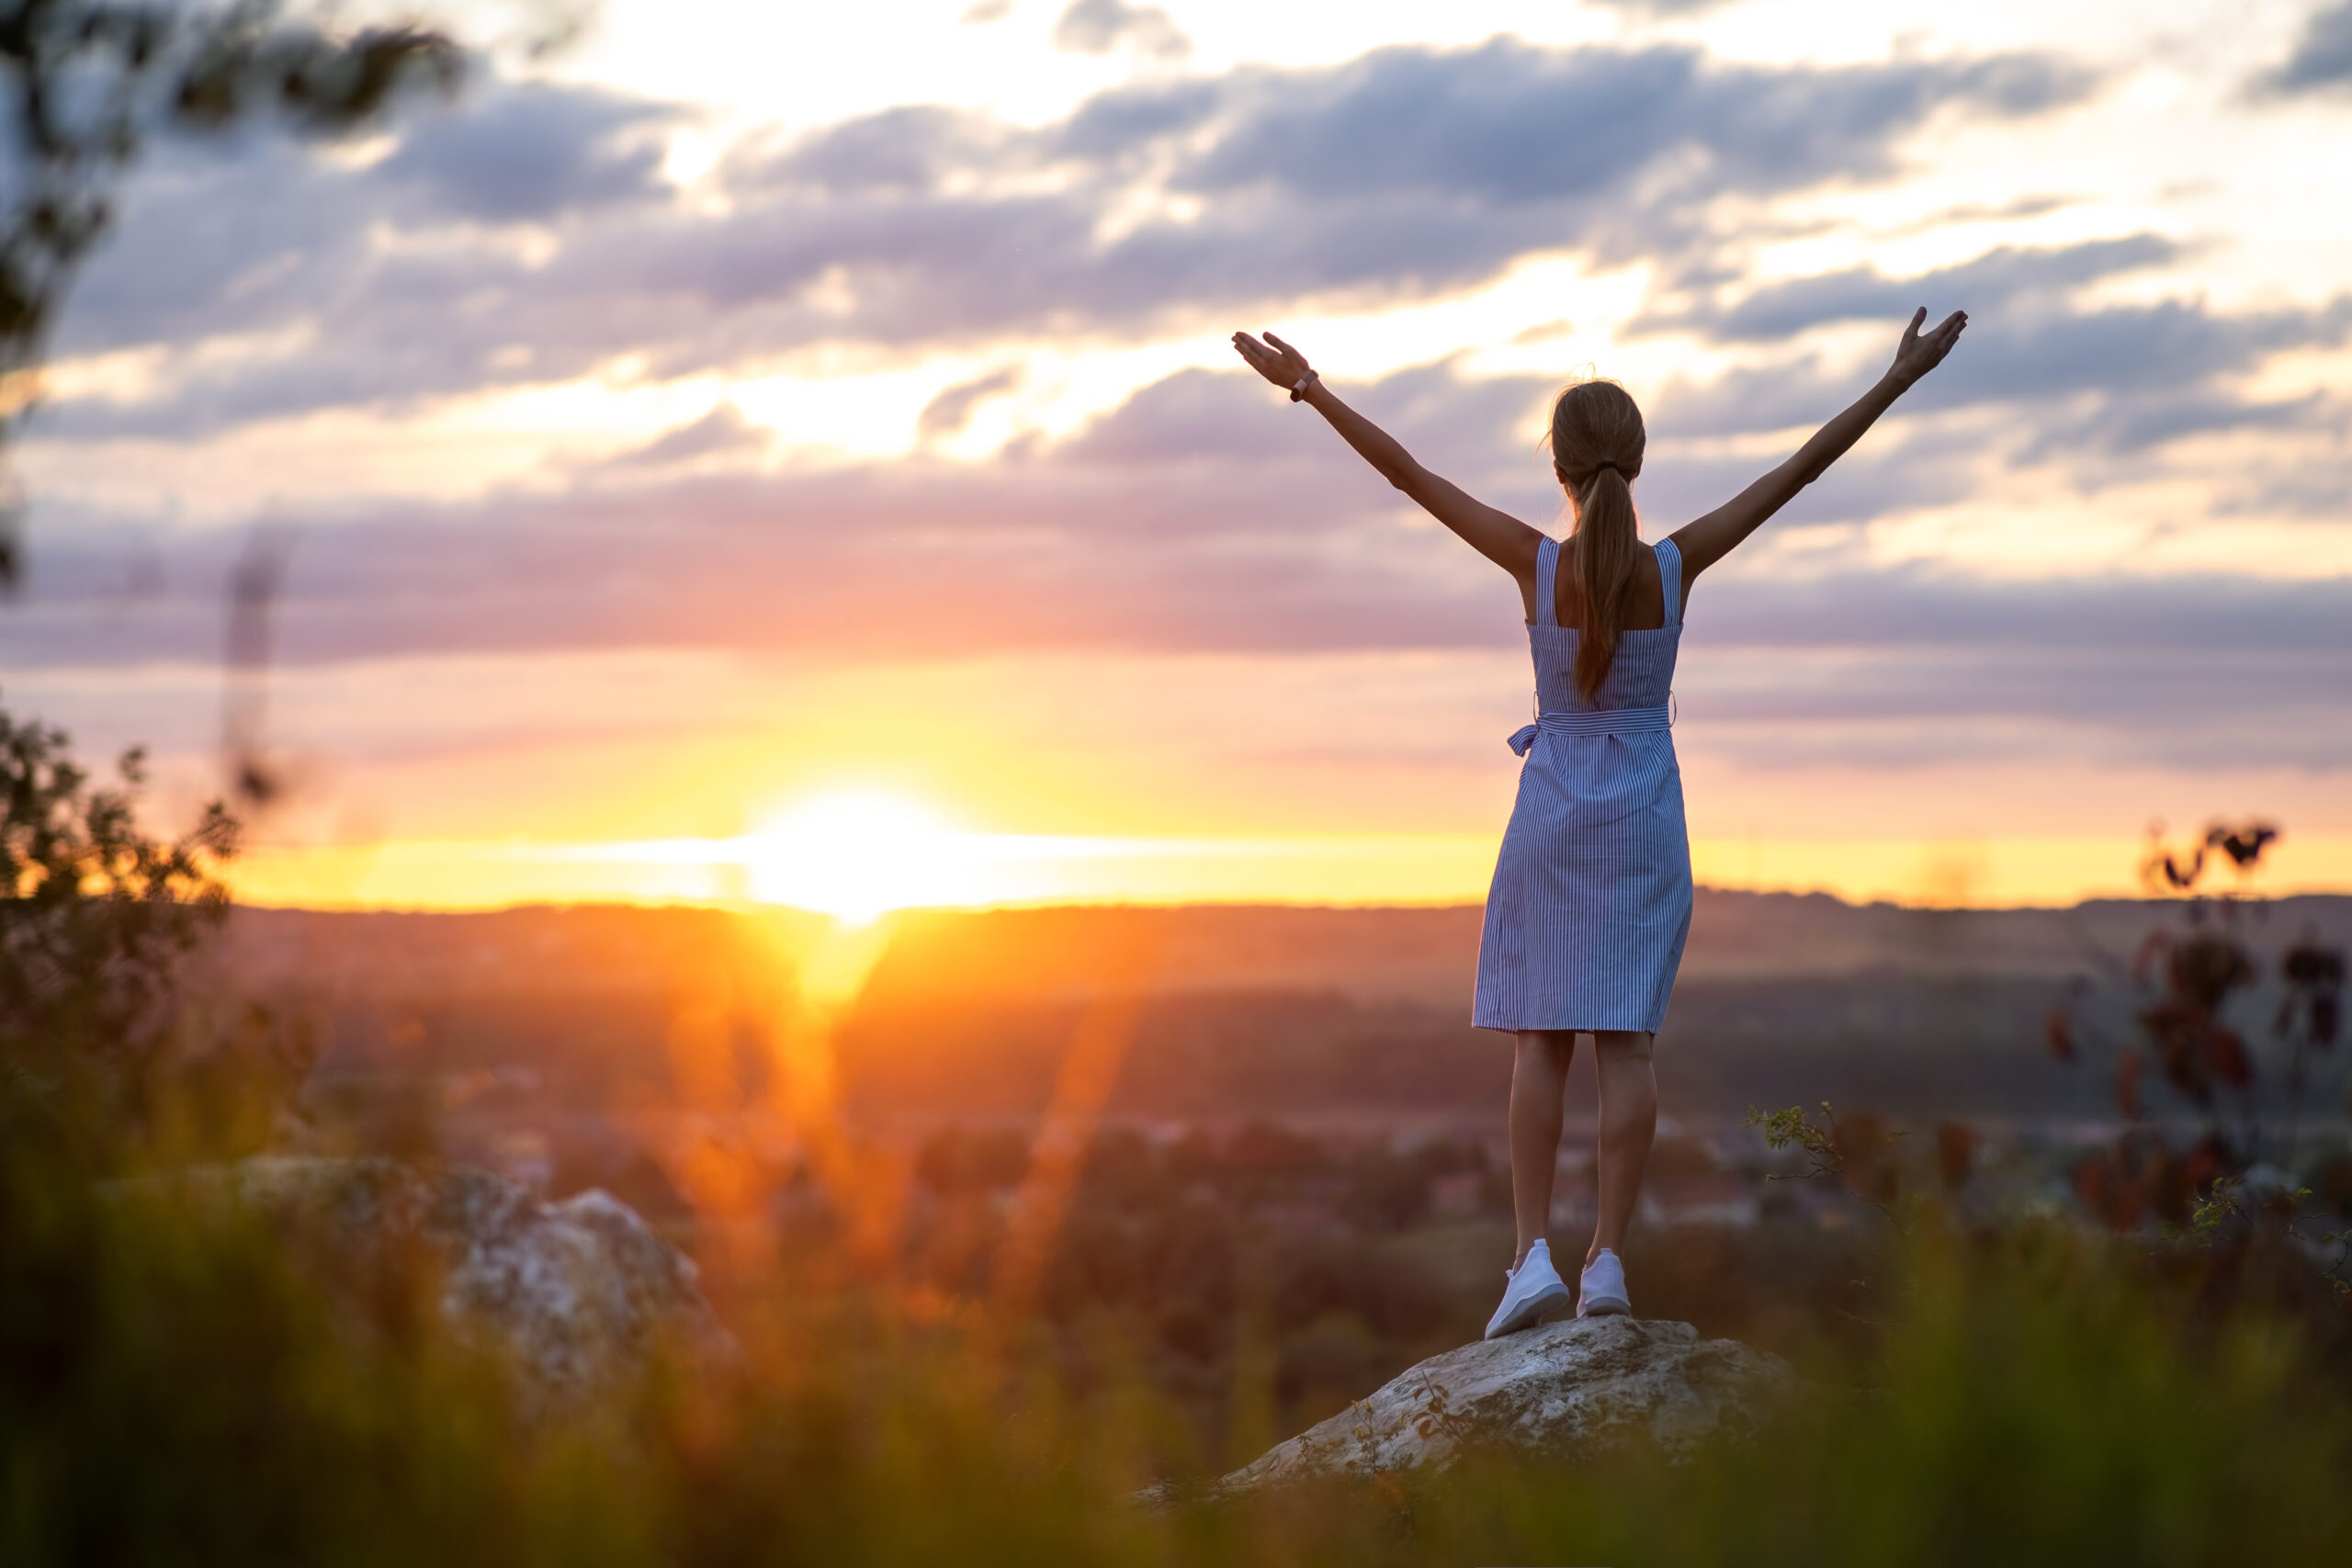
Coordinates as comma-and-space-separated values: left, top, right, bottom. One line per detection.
1210, 1317, 1792, 1495
189, 1156, 732, 1419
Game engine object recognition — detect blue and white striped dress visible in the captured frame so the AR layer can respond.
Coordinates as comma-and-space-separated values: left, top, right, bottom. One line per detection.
1472, 534, 1692, 1034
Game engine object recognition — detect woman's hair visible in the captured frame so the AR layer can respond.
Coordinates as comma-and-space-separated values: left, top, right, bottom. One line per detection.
1545, 378, 1647, 702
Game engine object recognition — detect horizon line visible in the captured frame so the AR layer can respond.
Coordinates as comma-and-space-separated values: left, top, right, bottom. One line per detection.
220, 829, 2352, 919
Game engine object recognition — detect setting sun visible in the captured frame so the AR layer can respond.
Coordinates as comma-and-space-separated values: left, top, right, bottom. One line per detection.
744, 790, 972, 924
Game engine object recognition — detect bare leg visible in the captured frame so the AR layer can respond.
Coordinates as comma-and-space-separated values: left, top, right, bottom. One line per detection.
1588, 1031, 1657, 1263
1508, 1030, 1576, 1269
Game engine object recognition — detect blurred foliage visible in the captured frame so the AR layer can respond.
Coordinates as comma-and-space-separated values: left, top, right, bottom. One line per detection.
2045, 820, 2346, 1231
891, 1121, 1487, 1450
1742, 1099, 1915, 1219
0, 696, 311, 1165
2141, 819, 2280, 894
0, 0, 462, 581
3, 705, 228, 1092
0, 1134, 542, 1565
7, 1122, 2352, 1564
1256, 1215, 2352, 1568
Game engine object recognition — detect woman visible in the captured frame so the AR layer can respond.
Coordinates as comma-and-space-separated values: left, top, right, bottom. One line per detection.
1233, 308, 1966, 1336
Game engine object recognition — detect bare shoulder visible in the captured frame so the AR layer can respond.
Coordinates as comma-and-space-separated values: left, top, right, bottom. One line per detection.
1492, 513, 1546, 575
1664, 513, 1729, 580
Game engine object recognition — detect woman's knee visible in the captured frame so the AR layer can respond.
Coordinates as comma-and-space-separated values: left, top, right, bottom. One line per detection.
1594, 1030, 1654, 1063
1515, 1028, 1577, 1067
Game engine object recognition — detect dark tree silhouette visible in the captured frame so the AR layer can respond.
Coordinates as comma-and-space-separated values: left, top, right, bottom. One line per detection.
0, 0, 464, 582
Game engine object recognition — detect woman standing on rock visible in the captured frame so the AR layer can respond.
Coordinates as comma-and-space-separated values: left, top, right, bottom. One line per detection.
1233, 309, 1966, 1336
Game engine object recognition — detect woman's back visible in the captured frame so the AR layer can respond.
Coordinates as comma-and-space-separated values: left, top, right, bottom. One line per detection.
1528, 536, 1682, 716
1534, 539, 1672, 634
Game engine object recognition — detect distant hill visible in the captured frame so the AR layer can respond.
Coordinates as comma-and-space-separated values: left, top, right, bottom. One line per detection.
215, 892, 2352, 1124
854, 892, 2352, 1003
218, 890, 2352, 1002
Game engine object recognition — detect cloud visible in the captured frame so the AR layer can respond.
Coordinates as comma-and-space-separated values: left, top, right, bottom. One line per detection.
1052, 0, 1191, 59
6, 359, 1597, 679
1634, 240, 2352, 468
918, 367, 1022, 437
20, 32, 2347, 783
6, 27, 2344, 832
596, 400, 772, 469
1920, 298, 2351, 415
40, 39, 2096, 441
1161, 43, 2083, 211
752, 104, 1013, 196
1657, 236, 2179, 341
2255, 1, 2352, 95
370, 81, 676, 221
13, 355, 2351, 774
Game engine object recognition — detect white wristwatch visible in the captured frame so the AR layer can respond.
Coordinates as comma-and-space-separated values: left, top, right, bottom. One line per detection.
1289, 370, 1318, 402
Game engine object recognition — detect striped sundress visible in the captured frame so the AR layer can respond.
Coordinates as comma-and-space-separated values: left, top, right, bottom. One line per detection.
1472, 534, 1693, 1034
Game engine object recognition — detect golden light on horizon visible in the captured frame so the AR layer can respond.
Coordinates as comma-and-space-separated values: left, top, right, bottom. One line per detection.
744, 788, 976, 925
220, 828, 2352, 917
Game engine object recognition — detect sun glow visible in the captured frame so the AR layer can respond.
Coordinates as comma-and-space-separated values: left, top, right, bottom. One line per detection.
744, 790, 976, 925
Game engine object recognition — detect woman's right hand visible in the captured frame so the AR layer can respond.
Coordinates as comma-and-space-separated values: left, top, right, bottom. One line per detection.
1232, 330, 1314, 392
1886, 306, 1968, 390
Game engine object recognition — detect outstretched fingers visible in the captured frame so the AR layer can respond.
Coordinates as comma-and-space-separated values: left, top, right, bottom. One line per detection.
1231, 329, 1310, 390
1924, 310, 1968, 369
1892, 306, 1968, 383
1231, 330, 1275, 369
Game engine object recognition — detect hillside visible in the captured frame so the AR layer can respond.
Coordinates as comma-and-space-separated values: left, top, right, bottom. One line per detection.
214, 892, 2352, 1124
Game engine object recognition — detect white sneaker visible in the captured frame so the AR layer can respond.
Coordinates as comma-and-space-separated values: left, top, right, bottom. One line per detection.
1484, 1238, 1571, 1339
1577, 1247, 1631, 1318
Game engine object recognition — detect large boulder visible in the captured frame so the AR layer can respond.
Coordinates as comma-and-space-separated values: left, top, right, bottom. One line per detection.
1216, 1317, 1792, 1493
198, 1156, 731, 1418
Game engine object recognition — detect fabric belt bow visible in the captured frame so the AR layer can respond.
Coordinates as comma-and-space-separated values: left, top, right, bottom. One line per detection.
1507, 704, 1673, 757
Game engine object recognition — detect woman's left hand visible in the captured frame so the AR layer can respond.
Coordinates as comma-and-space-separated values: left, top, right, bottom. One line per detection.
1884, 307, 1967, 390
1232, 330, 1313, 391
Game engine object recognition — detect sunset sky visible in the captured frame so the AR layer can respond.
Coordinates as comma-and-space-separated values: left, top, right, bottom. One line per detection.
6, 0, 2350, 912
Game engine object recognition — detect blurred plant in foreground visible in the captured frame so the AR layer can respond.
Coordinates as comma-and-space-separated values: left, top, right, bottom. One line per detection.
2044, 819, 2345, 1232
0, 696, 309, 1161
8, 1134, 2352, 1565
1742, 1100, 1929, 1218
3, 705, 230, 1073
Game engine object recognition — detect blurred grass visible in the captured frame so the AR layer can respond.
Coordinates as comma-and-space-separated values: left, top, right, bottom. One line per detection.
8, 1095, 2352, 1568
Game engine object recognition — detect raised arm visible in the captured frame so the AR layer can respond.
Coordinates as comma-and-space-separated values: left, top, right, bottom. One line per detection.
1233, 331, 1544, 592
1671, 307, 1968, 586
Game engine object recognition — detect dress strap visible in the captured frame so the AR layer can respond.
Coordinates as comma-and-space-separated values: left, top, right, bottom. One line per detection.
1656, 537, 1684, 629
1534, 535, 1561, 627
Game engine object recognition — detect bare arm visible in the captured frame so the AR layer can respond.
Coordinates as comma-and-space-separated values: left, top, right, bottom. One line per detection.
1671, 307, 1968, 589
1233, 331, 1544, 602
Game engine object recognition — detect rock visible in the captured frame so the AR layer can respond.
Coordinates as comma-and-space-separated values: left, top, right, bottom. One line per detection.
196, 1156, 732, 1419
1214, 1317, 1792, 1494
